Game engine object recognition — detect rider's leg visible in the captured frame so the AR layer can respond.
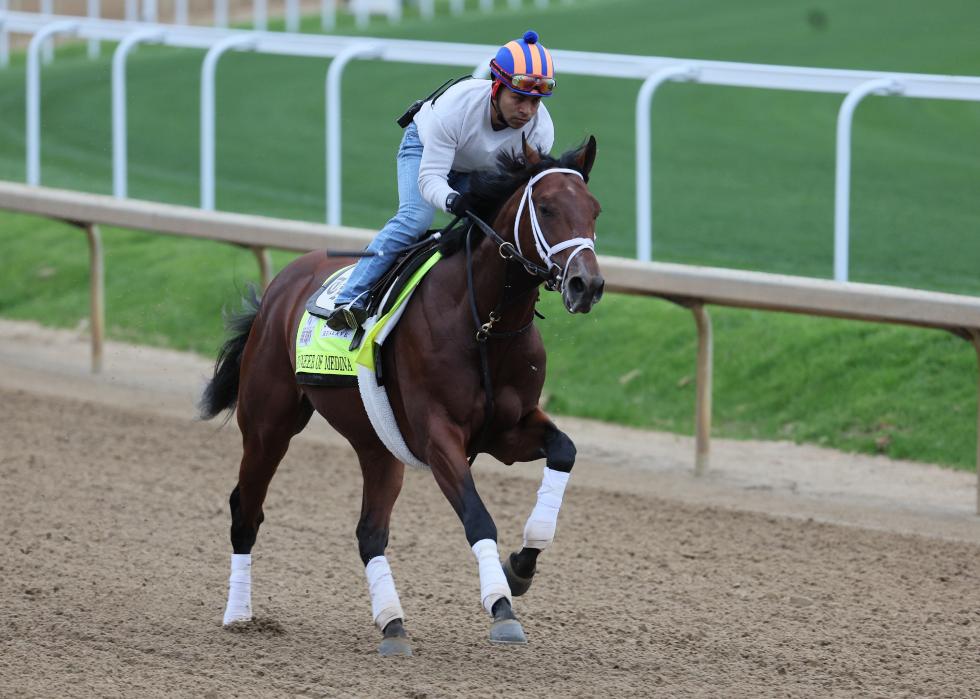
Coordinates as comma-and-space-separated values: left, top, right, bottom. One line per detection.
328, 124, 435, 327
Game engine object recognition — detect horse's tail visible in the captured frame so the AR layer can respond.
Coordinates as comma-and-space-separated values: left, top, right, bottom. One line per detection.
199, 284, 262, 421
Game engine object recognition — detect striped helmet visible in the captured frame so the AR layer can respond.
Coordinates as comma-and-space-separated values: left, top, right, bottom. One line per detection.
490, 30, 556, 98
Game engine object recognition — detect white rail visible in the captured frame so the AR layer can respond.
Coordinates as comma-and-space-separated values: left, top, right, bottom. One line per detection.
635, 65, 698, 263
25, 19, 78, 186
111, 27, 164, 199
2, 180, 980, 511
324, 42, 381, 225
200, 33, 259, 210
0, 4, 7, 68
832, 78, 903, 281
4, 12, 980, 280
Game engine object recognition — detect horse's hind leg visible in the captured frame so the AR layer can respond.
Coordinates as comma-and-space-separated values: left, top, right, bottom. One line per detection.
303, 387, 412, 656
488, 408, 576, 597
223, 383, 313, 626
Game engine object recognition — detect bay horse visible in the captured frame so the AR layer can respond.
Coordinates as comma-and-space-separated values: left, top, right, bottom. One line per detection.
200, 136, 603, 657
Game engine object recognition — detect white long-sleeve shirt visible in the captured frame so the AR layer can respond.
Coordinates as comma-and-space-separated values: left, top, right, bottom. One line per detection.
412, 79, 554, 212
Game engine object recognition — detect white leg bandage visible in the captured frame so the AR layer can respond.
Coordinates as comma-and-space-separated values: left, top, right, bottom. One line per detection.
523, 467, 571, 550
471, 539, 511, 615
222, 553, 252, 625
364, 556, 404, 630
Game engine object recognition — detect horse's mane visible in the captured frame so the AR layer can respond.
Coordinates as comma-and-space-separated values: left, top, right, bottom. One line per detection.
466, 143, 588, 222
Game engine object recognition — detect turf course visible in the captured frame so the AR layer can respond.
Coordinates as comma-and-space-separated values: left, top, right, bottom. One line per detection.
1, 0, 979, 467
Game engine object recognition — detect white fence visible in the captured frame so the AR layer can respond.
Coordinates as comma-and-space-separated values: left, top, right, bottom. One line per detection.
1, 0, 564, 38
3, 11, 980, 280
4, 180, 980, 510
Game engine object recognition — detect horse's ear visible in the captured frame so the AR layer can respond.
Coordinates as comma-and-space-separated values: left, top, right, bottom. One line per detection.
522, 132, 542, 165
574, 135, 597, 181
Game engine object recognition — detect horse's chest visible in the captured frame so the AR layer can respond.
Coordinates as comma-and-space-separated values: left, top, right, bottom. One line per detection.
491, 361, 545, 426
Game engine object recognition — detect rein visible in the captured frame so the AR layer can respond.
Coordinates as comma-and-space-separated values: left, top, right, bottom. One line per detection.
465, 167, 594, 462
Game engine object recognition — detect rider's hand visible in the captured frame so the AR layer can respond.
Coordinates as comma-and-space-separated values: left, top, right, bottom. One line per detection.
446, 192, 474, 218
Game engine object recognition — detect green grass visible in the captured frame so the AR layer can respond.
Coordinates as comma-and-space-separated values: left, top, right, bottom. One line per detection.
2, 0, 979, 468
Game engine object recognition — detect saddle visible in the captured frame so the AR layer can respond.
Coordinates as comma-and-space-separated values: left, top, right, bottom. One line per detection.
305, 225, 466, 320
294, 241, 445, 471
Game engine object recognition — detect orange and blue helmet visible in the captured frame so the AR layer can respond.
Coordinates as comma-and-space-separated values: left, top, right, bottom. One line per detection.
490, 30, 556, 98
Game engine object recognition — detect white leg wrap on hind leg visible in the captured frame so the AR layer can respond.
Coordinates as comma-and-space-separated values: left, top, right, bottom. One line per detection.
523, 467, 571, 550
471, 539, 511, 615
364, 556, 404, 630
223, 554, 253, 625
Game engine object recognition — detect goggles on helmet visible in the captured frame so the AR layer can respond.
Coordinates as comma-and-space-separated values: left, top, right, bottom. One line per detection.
507, 73, 556, 96
490, 59, 556, 97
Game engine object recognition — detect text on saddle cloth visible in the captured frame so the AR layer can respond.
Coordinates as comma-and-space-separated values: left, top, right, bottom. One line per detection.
295, 252, 442, 387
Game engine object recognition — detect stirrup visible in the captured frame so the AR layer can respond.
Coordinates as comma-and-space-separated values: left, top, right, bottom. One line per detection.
325, 303, 367, 331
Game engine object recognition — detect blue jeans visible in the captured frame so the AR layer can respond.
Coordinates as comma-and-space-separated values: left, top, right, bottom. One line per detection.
337, 123, 468, 305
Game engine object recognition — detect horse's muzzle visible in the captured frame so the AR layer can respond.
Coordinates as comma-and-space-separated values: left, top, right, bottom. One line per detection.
562, 270, 605, 314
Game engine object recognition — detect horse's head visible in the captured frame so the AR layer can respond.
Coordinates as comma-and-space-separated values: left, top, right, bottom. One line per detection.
511, 135, 604, 314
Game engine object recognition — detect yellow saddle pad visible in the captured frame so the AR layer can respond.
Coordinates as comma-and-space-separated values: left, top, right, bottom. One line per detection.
295, 252, 441, 386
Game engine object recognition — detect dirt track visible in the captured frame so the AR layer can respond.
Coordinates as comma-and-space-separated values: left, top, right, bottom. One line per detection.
1, 320, 979, 697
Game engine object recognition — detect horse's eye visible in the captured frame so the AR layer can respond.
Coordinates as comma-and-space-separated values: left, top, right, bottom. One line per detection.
539, 206, 553, 218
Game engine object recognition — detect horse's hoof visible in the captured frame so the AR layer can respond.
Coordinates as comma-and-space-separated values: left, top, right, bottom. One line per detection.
378, 636, 413, 657
378, 619, 412, 657
489, 618, 527, 645
503, 552, 535, 597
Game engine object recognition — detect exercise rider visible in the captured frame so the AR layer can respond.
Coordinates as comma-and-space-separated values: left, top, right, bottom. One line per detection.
325, 30, 557, 331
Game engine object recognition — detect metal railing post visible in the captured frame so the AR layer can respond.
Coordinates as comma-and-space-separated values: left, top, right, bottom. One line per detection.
142, 0, 158, 23
833, 78, 903, 282
321, 0, 335, 30
215, 0, 228, 28
450, 0, 463, 16
200, 35, 258, 211
692, 303, 713, 475
86, 0, 100, 59
472, 59, 491, 79
26, 20, 79, 186
84, 223, 105, 373
175, 0, 188, 25
0, 5, 8, 70
286, 0, 300, 32
387, 0, 401, 23
325, 43, 380, 225
635, 65, 697, 262
112, 29, 166, 199
252, 246, 272, 290
124, 0, 137, 21
354, 0, 369, 28
255, 0, 268, 31
419, 0, 435, 20
40, 0, 54, 63
971, 330, 980, 515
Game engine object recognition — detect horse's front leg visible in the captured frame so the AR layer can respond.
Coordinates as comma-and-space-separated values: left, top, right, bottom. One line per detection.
425, 421, 527, 645
489, 408, 576, 597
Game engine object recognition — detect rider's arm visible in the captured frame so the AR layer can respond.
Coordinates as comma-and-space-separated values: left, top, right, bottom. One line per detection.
416, 112, 459, 213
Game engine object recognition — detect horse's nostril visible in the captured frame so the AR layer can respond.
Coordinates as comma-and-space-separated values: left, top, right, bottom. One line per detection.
569, 276, 586, 295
